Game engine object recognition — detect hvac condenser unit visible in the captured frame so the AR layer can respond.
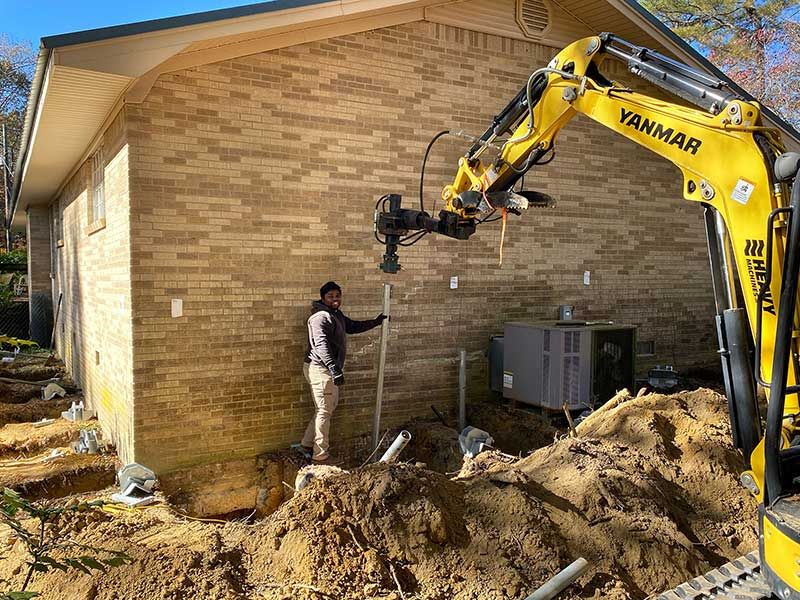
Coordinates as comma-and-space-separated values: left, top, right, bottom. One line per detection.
502, 321, 636, 410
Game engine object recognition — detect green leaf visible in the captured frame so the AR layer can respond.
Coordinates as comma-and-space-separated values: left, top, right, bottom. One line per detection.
101, 555, 130, 568
63, 558, 92, 575
38, 556, 68, 572
3, 592, 40, 600
77, 556, 106, 572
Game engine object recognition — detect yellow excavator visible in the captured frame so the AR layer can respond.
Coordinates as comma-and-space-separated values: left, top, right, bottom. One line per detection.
374, 33, 800, 600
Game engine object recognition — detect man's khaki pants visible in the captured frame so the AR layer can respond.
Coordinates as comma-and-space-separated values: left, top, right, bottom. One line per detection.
301, 363, 340, 460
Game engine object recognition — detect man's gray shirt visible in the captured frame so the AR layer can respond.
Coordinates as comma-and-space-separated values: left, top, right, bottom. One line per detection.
305, 300, 380, 376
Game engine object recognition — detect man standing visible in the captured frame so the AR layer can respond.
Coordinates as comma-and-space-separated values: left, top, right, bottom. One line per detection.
300, 281, 386, 463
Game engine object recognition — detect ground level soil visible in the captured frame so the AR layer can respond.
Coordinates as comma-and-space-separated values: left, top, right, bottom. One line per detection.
0, 353, 65, 382
0, 420, 85, 458
0, 387, 757, 600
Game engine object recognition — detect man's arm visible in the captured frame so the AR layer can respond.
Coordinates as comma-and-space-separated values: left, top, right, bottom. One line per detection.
343, 313, 386, 334
308, 312, 342, 377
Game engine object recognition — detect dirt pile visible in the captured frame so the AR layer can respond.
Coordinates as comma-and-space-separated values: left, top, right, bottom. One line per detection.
0, 355, 75, 426
467, 400, 557, 456
0, 420, 84, 458
0, 354, 65, 382
0, 388, 757, 600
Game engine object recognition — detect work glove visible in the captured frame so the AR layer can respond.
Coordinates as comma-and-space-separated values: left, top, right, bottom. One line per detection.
376, 313, 389, 324
332, 372, 345, 386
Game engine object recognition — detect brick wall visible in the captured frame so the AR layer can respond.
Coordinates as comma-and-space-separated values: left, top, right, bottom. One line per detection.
53, 111, 136, 462
26, 206, 52, 345
126, 20, 717, 473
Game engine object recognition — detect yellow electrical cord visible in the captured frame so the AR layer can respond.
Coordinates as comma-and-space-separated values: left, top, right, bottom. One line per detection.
100, 502, 230, 524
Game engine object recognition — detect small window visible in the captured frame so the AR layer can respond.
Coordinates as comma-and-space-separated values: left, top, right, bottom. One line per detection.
90, 148, 105, 223
637, 340, 656, 357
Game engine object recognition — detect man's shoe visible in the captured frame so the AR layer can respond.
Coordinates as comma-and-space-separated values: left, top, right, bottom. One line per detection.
290, 443, 313, 458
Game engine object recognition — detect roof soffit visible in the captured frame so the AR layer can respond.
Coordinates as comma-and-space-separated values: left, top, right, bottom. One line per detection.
13, 0, 799, 226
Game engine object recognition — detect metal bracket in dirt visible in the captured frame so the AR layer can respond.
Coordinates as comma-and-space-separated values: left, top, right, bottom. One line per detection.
655, 552, 771, 600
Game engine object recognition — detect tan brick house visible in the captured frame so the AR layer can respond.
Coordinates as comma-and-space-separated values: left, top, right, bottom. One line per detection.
11, 0, 800, 511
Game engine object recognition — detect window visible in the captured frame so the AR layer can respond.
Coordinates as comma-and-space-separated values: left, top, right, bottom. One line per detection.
90, 148, 105, 223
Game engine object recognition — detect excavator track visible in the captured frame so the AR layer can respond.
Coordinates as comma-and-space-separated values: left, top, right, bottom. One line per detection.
654, 552, 773, 600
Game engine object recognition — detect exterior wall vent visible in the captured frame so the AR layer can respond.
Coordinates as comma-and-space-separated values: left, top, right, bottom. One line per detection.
515, 0, 551, 39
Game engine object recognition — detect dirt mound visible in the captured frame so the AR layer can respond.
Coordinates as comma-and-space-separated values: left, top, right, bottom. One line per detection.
468, 401, 557, 455
460, 388, 756, 598
0, 380, 44, 403
0, 397, 74, 427
0, 355, 64, 382
0, 388, 756, 600
0, 450, 117, 501
404, 422, 463, 473
0, 420, 84, 458
0, 502, 252, 600
250, 463, 566, 599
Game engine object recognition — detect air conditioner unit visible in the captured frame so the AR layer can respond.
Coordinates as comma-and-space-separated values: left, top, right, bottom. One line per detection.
501, 321, 636, 410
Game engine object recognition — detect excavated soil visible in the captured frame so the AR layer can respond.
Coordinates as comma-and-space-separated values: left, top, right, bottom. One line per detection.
0, 396, 73, 426
0, 388, 757, 600
0, 354, 64, 382
0, 355, 74, 425
467, 401, 557, 455
0, 451, 117, 501
403, 402, 557, 473
0, 420, 84, 458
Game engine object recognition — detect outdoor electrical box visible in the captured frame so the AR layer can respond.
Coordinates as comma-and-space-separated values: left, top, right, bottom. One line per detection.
500, 321, 636, 411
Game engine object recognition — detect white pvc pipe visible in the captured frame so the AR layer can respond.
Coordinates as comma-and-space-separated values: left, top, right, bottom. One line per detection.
373, 283, 392, 449
379, 430, 411, 463
524, 558, 589, 600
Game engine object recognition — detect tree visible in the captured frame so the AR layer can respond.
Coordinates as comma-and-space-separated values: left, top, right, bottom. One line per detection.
0, 36, 35, 251
641, 0, 800, 130
0, 36, 35, 163
0, 488, 132, 598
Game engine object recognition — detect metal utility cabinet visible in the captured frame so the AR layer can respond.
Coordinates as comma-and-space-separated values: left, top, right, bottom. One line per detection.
502, 321, 636, 410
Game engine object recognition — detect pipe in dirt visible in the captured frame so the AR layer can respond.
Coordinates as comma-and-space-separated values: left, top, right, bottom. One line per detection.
373, 283, 392, 450
379, 430, 411, 463
523, 557, 589, 600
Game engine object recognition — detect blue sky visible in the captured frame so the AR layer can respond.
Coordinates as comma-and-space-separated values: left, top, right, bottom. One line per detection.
3, 0, 263, 45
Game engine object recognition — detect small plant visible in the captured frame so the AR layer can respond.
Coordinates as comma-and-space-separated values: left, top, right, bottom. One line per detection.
0, 251, 27, 270
0, 337, 38, 352
0, 488, 132, 598
0, 286, 13, 311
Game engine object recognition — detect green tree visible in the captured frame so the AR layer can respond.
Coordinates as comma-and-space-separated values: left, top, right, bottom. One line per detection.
0, 35, 35, 163
0, 36, 35, 251
641, 0, 800, 129
0, 488, 132, 598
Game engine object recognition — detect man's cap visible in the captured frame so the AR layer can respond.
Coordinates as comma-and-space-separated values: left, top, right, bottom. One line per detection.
320, 281, 342, 298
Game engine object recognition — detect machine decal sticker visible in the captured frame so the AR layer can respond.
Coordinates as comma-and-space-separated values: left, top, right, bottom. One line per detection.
619, 108, 703, 155
744, 239, 775, 315
732, 179, 756, 205
503, 371, 513, 388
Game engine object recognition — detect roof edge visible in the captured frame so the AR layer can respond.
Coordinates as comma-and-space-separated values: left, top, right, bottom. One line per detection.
41, 0, 332, 49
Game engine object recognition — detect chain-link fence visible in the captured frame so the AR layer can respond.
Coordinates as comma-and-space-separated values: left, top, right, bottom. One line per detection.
0, 266, 30, 339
